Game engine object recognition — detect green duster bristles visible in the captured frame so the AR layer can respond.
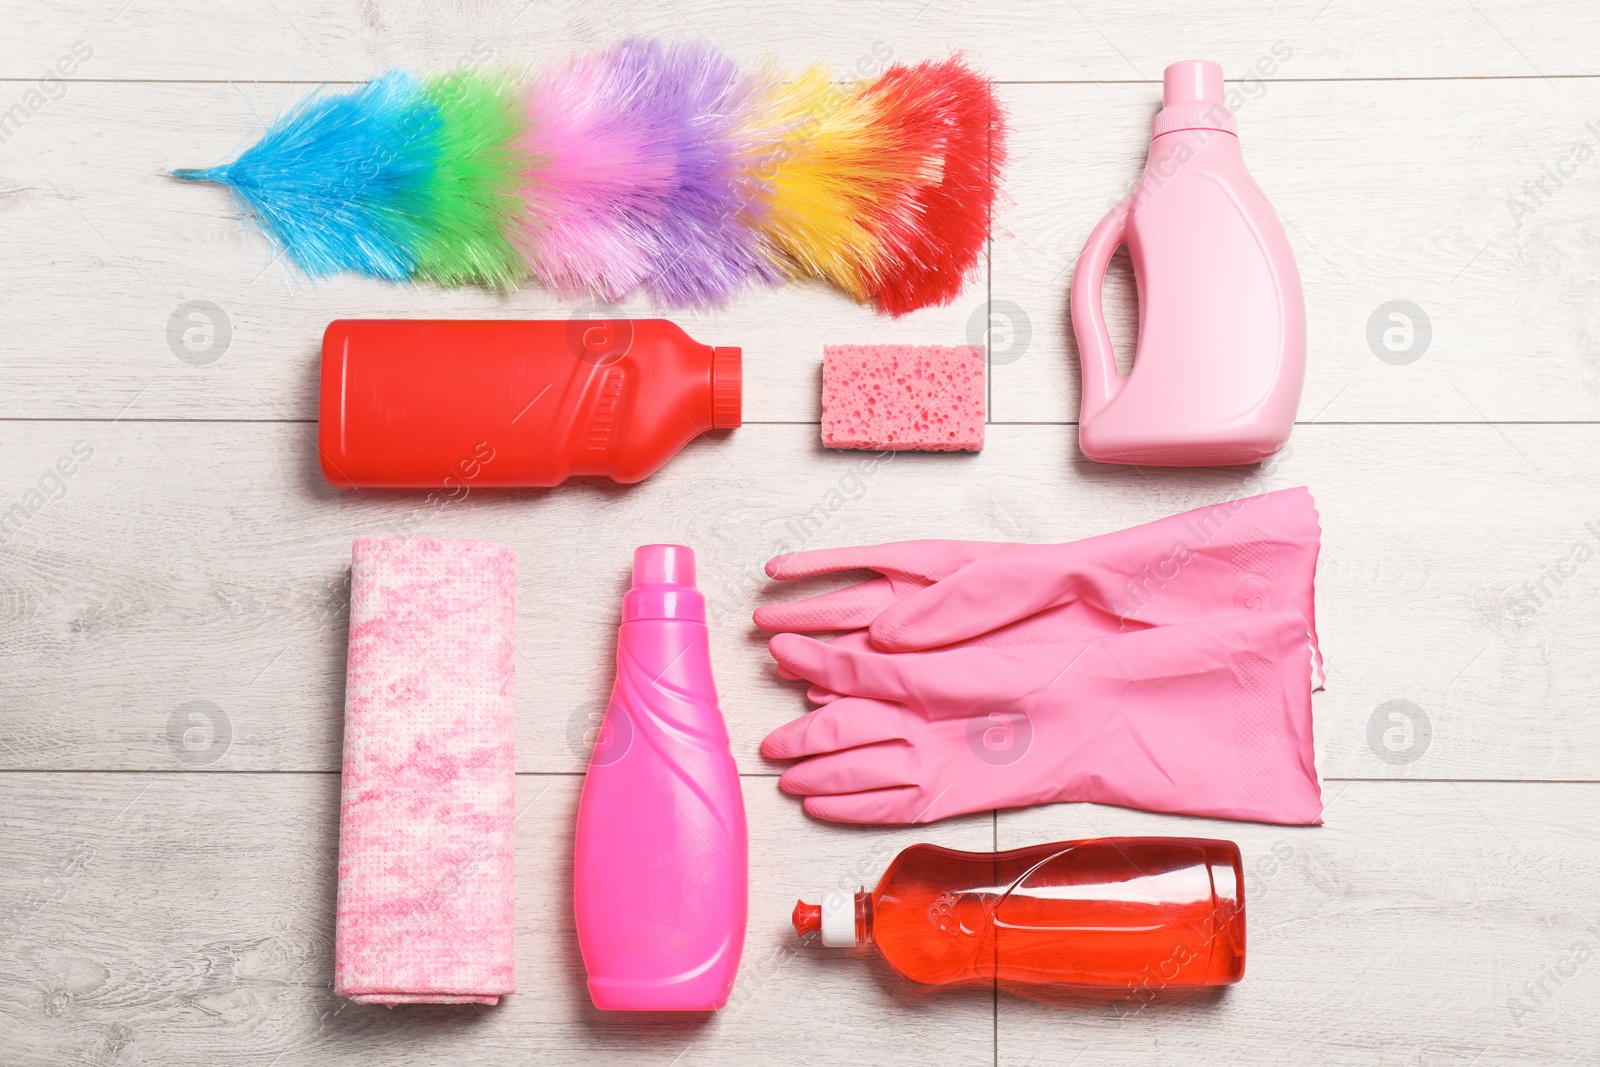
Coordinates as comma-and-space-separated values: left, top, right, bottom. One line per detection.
414, 69, 531, 291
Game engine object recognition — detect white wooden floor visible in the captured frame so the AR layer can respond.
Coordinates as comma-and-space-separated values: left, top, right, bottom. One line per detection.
4, 2, 1599, 1064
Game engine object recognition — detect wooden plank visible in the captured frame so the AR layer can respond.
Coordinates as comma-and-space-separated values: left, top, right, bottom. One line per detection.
0, 771, 996, 1066
995, 783, 1600, 1063
7, 0, 1600, 83
990, 76, 1600, 423
0, 419, 1595, 779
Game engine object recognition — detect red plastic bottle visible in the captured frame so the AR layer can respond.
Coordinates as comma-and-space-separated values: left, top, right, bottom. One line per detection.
792, 838, 1244, 989
317, 319, 741, 488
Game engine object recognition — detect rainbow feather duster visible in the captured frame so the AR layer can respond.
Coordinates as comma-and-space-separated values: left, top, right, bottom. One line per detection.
174, 40, 1006, 316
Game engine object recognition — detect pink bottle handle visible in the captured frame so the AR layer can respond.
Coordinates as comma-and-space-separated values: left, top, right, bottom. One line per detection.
1071, 199, 1131, 421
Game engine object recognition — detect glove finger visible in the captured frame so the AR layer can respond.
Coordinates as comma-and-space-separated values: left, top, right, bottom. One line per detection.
775, 631, 873, 681
778, 742, 918, 795
777, 631, 1078, 720
768, 633, 923, 704
753, 577, 903, 633
802, 787, 935, 824
761, 697, 911, 759
765, 541, 988, 583
823, 628, 876, 654
869, 548, 1066, 652
803, 630, 874, 703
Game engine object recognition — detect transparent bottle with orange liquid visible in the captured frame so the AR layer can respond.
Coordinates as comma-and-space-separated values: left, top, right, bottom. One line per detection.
792, 838, 1245, 989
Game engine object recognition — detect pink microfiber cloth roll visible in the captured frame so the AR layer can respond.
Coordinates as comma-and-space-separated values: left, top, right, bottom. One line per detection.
821, 344, 985, 451
335, 537, 517, 1005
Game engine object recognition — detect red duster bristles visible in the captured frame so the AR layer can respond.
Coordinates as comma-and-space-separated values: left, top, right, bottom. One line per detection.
862, 58, 1007, 317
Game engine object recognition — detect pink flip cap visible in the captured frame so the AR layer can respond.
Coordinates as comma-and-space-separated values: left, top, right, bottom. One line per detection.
626, 544, 704, 622
633, 543, 695, 587
1154, 59, 1236, 136
1164, 59, 1224, 107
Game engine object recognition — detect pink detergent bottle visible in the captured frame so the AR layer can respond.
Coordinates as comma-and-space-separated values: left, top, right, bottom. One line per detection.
1071, 60, 1305, 466
574, 545, 748, 1010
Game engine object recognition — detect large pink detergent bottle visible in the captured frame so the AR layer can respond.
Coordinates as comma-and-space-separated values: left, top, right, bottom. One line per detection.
574, 544, 748, 1010
1071, 60, 1305, 466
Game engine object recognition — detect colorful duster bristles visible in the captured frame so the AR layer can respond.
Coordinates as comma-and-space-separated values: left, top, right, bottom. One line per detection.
413, 69, 530, 291
174, 40, 1006, 316
174, 71, 439, 282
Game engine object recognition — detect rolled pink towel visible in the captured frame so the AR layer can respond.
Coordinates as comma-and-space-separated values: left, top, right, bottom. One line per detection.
335, 537, 517, 1005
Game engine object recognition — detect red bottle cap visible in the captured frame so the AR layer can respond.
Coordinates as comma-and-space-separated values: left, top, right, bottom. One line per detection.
791, 900, 822, 939
712, 347, 742, 429
792, 895, 859, 946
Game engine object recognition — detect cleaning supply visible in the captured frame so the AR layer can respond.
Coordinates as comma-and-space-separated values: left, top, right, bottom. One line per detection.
762, 612, 1322, 825
792, 838, 1245, 989
172, 41, 1005, 315
334, 537, 517, 1005
755, 488, 1324, 690
318, 318, 740, 488
820, 344, 985, 451
574, 545, 748, 1010
1071, 60, 1304, 466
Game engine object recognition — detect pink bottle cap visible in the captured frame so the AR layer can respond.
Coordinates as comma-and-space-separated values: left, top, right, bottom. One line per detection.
1153, 60, 1236, 138
632, 544, 695, 588
1163, 59, 1224, 107
625, 544, 704, 622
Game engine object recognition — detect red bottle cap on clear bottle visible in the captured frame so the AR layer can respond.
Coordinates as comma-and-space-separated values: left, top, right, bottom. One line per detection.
792, 889, 861, 947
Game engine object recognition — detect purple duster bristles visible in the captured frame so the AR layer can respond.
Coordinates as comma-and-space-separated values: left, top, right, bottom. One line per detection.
611, 38, 782, 307
523, 49, 673, 302
523, 39, 778, 308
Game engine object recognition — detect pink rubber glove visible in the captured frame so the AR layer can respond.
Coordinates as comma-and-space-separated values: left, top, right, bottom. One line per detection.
783, 609, 1135, 705
788, 620, 1112, 706
761, 612, 1322, 826
754, 487, 1323, 688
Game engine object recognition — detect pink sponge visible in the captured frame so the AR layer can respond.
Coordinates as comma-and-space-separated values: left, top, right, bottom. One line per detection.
821, 344, 985, 451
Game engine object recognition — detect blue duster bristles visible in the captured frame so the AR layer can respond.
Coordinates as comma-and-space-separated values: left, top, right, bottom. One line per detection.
174, 71, 441, 280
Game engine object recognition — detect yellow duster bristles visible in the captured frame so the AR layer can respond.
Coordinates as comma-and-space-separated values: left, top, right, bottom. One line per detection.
746, 66, 930, 301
